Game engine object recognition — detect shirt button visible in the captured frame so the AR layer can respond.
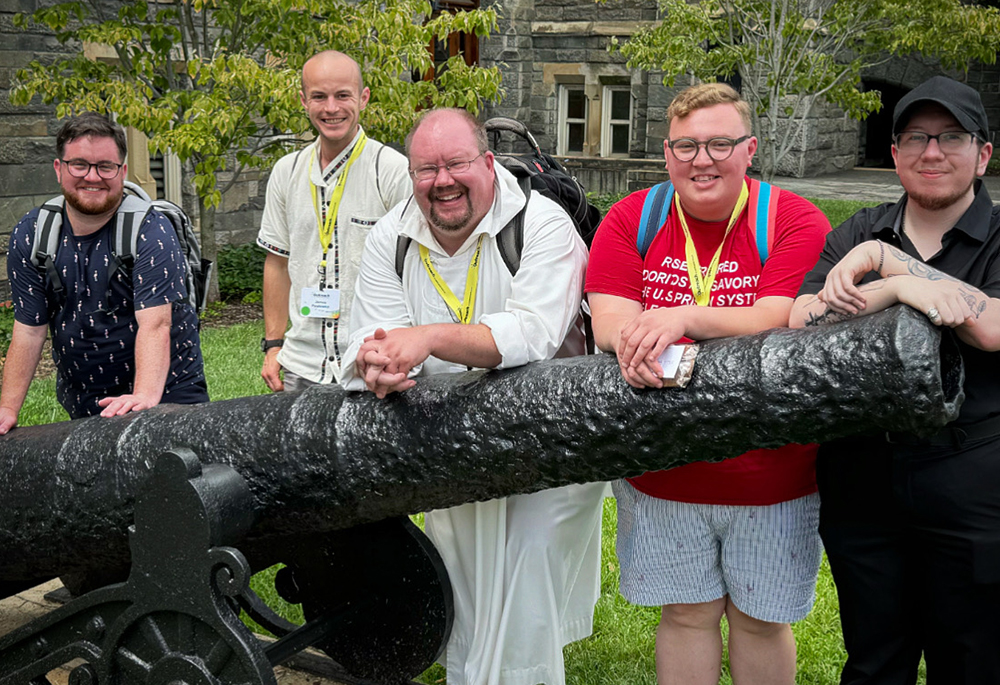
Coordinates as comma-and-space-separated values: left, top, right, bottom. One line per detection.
328, 356, 335, 362
326, 321, 333, 328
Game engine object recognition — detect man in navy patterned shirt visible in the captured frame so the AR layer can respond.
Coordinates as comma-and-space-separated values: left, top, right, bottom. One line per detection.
0, 113, 207, 434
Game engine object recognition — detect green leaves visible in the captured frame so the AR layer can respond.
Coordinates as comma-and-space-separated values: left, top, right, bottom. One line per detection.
612, 0, 1000, 178
10, 0, 502, 211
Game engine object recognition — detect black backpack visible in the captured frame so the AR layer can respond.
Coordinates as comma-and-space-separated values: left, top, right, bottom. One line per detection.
485, 116, 601, 246
31, 181, 212, 315
393, 117, 598, 351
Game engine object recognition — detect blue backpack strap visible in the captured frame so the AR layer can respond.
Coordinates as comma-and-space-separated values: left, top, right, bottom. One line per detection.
748, 179, 780, 265
636, 182, 675, 259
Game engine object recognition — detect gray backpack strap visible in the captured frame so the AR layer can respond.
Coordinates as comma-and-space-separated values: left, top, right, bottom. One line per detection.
32, 196, 68, 296
496, 176, 532, 277
112, 193, 153, 275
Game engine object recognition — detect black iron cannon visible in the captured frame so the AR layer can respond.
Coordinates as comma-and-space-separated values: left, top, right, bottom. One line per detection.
0, 306, 965, 684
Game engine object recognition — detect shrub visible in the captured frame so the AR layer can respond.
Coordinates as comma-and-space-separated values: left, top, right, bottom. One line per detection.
217, 244, 265, 301
0, 301, 14, 358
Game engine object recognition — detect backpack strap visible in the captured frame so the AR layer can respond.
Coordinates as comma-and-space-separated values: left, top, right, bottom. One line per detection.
394, 235, 412, 281
636, 182, 674, 259
496, 176, 532, 277
32, 197, 68, 297
375, 144, 387, 210
394, 197, 416, 280
110, 194, 153, 280
747, 179, 780, 265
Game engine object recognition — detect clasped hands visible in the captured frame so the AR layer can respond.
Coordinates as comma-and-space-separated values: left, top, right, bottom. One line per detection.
356, 327, 431, 398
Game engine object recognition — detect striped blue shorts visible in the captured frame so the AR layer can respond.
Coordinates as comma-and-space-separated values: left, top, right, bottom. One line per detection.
613, 480, 822, 623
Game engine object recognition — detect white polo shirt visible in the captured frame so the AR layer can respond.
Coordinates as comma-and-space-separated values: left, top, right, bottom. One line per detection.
257, 129, 411, 383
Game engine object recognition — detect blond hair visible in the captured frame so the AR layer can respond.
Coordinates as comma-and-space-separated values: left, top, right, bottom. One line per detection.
666, 83, 752, 136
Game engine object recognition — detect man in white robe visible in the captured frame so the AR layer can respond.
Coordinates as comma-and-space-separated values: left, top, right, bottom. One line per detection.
342, 108, 605, 685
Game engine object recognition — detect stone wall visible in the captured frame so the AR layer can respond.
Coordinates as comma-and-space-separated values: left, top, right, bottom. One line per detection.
760, 98, 862, 178
0, 0, 67, 301
481, 0, 660, 161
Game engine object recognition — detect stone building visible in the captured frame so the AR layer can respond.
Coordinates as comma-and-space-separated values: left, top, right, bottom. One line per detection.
2, 0, 998, 300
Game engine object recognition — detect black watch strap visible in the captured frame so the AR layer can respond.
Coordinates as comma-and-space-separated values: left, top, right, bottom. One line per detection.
261, 338, 284, 353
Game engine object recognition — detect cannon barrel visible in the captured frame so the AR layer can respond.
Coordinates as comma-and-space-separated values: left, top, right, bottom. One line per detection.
0, 306, 963, 586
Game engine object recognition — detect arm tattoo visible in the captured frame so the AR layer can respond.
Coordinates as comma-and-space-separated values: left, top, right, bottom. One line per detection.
802, 281, 889, 327
885, 243, 959, 283
805, 308, 855, 327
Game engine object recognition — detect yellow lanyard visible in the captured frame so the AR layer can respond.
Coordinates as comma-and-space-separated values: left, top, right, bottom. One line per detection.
419, 236, 484, 325
675, 182, 749, 306
309, 131, 368, 269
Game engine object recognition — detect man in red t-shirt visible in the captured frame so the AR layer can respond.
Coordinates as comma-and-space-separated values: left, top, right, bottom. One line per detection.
585, 83, 830, 685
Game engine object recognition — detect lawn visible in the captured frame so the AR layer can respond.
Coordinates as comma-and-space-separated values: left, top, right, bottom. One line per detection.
2, 196, 926, 684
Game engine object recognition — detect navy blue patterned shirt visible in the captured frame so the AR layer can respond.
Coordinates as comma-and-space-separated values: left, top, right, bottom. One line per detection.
8, 206, 208, 418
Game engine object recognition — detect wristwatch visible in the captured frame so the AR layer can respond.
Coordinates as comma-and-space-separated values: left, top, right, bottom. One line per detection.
260, 338, 284, 353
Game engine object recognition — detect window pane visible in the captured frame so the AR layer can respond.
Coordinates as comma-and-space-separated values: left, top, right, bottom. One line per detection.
567, 89, 586, 119
612, 124, 629, 154
611, 90, 631, 121
568, 123, 585, 152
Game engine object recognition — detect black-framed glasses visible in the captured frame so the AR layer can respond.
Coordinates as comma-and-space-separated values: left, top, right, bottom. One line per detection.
893, 131, 978, 155
410, 153, 484, 181
667, 136, 750, 162
60, 159, 124, 179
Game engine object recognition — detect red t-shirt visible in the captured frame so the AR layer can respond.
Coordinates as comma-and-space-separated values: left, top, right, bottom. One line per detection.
585, 179, 831, 505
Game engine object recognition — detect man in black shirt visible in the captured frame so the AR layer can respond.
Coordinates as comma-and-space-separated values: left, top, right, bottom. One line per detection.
791, 76, 1000, 685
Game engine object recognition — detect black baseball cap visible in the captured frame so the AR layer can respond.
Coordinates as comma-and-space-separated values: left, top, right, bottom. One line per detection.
892, 76, 989, 139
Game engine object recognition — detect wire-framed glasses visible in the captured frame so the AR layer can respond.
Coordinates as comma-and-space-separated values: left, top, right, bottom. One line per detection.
410, 153, 484, 181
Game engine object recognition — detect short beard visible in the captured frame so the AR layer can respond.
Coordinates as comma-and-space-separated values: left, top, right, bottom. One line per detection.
64, 188, 121, 216
429, 195, 474, 234
907, 177, 976, 211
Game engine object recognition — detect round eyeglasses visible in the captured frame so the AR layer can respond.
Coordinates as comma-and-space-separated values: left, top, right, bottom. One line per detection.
410, 153, 484, 181
667, 136, 750, 162
893, 131, 978, 155
60, 159, 124, 179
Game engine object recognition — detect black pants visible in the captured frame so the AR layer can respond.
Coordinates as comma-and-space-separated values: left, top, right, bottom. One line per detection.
818, 436, 1000, 685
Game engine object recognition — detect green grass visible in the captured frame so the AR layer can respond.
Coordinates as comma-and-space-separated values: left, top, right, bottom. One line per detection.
3, 195, 904, 683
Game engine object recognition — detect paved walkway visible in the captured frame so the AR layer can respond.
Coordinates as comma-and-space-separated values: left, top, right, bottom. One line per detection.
771, 167, 1000, 204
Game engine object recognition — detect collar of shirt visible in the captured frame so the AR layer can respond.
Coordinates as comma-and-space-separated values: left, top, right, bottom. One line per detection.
398, 163, 528, 256
874, 179, 993, 246
310, 126, 366, 188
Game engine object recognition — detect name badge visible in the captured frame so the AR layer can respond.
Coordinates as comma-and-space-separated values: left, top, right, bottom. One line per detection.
300, 287, 341, 319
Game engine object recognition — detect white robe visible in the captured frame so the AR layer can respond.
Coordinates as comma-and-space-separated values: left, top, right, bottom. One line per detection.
343, 165, 605, 685
426, 484, 605, 685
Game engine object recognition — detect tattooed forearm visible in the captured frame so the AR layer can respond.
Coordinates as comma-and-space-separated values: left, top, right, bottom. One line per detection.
959, 290, 989, 319
805, 308, 855, 327
885, 243, 961, 283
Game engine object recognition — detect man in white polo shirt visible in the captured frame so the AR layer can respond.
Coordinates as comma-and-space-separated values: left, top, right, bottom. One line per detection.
257, 50, 411, 390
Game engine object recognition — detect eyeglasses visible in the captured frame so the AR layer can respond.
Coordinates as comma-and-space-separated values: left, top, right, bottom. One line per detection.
893, 131, 978, 155
410, 153, 484, 181
60, 159, 124, 179
667, 136, 750, 162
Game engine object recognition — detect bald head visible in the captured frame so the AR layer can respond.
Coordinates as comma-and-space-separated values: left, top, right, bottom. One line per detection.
301, 50, 364, 93
405, 108, 487, 158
